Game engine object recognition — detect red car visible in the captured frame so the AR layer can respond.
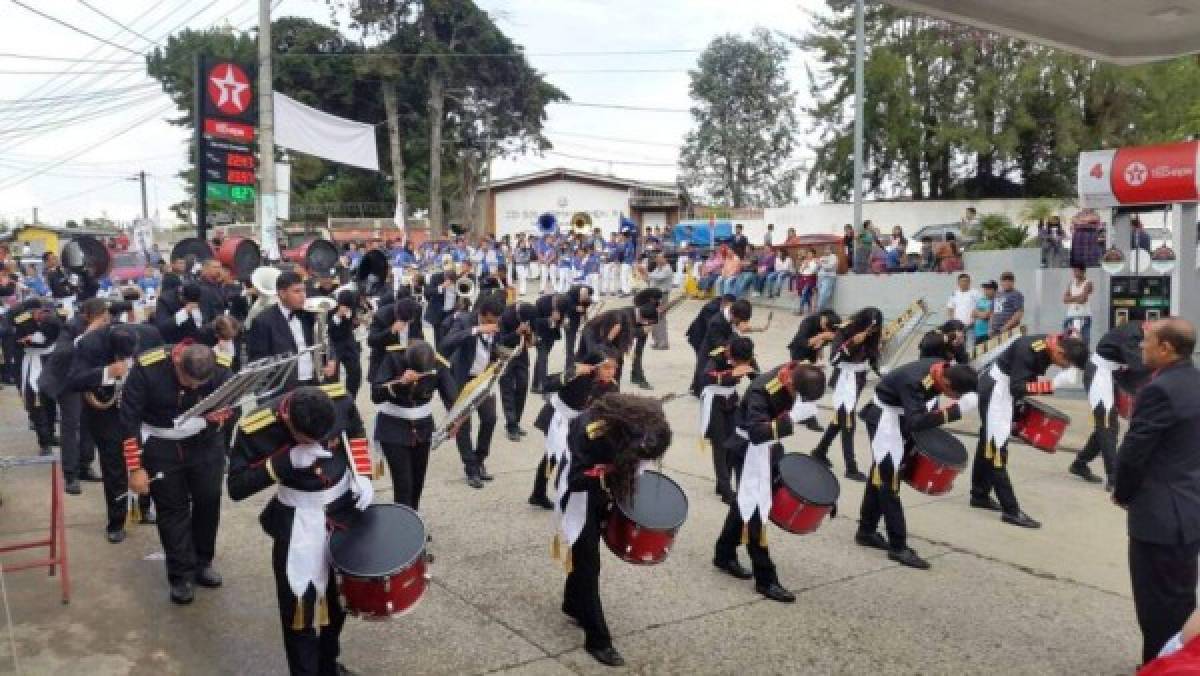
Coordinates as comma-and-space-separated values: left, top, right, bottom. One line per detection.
108, 249, 147, 284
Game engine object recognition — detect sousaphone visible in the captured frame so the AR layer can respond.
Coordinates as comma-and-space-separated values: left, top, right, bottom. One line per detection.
60, 235, 111, 280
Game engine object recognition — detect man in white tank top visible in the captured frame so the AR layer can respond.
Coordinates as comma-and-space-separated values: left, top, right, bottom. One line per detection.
1063, 264, 1094, 347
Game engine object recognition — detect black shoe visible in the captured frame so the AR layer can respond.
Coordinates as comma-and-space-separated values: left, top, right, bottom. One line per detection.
888, 547, 931, 570
1068, 463, 1103, 484
1002, 511, 1041, 529
195, 566, 223, 588
756, 582, 796, 603
478, 463, 494, 481
845, 469, 868, 482
713, 558, 753, 580
587, 646, 625, 668
811, 452, 832, 469
466, 473, 483, 489
528, 494, 554, 510
969, 496, 1002, 511
79, 467, 102, 482
855, 531, 890, 551
170, 580, 194, 605
335, 664, 360, 676
531, 385, 544, 395
516, 427, 529, 437
506, 429, 521, 442
1105, 480, 1114, 493
802, 418, 824, 432
634, 379, 653, 390
64, 479, 81, 495
106, 529, 125, 544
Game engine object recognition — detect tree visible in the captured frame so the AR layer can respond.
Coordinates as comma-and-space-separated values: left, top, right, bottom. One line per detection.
800, 0, 1200, 201
679, 29, 802, 208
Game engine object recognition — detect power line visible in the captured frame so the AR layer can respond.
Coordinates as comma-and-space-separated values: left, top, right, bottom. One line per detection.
542, 149, 677, 168
0, 67, 144, 76
76, 0, 162, 47
40, 178, 131, 208
8, 0, 145, 55
0, 92, 163, 138
275, 47, 703, 60
550, 101, 690, 113
0, 51, 140, 65
547, 129, 682, 148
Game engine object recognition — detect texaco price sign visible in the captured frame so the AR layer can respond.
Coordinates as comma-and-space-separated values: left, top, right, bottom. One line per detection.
1079, 141, 1200, 207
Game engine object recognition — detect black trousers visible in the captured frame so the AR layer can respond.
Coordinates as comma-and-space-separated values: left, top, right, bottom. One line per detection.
813, 386, 864, 474
563, 323, 579, 371
531, 456, 552, 500
859, 416, 908, 551
456, 393, 497, 470
1076, 404, 1118, 479
24, 387, 57, 448
142, 436, 224, 584
970, 427, 1020, 515
713, 443, 780, 586
500, 356, 530, 432
58, 391, 95, 481
562, 483, 612, 651
380, 441, 431, 510
272, 537, 345, 676
630, 329, 648, 384
89, 411, 133, 533
340, 354, 362, 400
532, 338, 553, 391
431, 317, 448, 351
1129, 537, 1200, 665
705, 404, 736, 498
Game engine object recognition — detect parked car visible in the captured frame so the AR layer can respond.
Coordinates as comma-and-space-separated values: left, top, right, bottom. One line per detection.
108, 249, 147, 284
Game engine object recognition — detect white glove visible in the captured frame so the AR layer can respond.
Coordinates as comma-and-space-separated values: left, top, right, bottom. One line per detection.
789, 399, 818, 424
289, 442, 332, 469
175, 308, 189, 326
352, 474, 375, 511
1051, 368, 1079, 391
878, 366, 891, 377
190, 308, 204, 325
956, 392, 979, 416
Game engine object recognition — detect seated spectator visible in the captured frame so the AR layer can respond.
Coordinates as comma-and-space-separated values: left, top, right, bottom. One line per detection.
794, 248, 819, 315
765, 249, 794, 298
716, 248, 743, 296
816, 245, 838, 310
936, 233, 964, 272
697, 245, 727, 291
868, 238, 888, 273
732, 254, 758, 297
884, 244, 916, 273
919, 236, 936, 271
752, 249, 776, 296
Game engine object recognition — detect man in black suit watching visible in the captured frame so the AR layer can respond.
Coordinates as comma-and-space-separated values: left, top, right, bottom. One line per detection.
246, 272, 337, 389
1113, 318, 1200, 665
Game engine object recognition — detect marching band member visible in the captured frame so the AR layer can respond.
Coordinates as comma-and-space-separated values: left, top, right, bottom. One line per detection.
499, 302, 537, 442
370, 340, 457, 509
786, 308, 840, 363
12, 298, 61, 456
712, 361, 826, 602
227, 386, 374, 676
441, 293, 507, 488
539, 241, 558, 295
555, 246, 574, 293
625, 288, 664, 390
700, 336, 757, 504
1070, 321, 1148, 489
327, 289, 362, 398
247, 272, 337, 389
687, 293, 735, 395
693, 299, 752, 396
601, 233, 619, 296
45, 251, 78, 316
530, 292, 571, 394
811, 307, 884, 482
918, 319, 971, 364
367, 295, 424, 382
617, 231, 636, 296
513, 234, 532, 297
529, 347, 620, 509
423, 264, 457, 349
971, 332, 1088, 527
40, 297, 104, 494
120, 343, 234, 602
557, 392, 672, 667
576, 308, 636, 385
562, 284, 593, 372
69, 320, 162, 542
856, 358, 978, 569
581, 247, 602, 293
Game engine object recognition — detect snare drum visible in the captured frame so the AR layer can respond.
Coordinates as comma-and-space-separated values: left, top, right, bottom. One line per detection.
769, 453, 840, 535
1013, 398, 1071, 453
903, 429, 967, 496
603, 471, 688, 565
329, 504, 428, 620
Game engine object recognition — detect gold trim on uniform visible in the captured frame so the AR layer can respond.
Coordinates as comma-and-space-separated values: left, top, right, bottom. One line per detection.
215, 354, 233, 368
138, 348, 166, 366
586, 420, 606, 439
435, 353, 450, 368
319, 382, 347, 399
240, 409, 276, 433
1031, 339, 1046, 352
13, 312, 30, 324
386, 344, 407, 352
765, 377, 782, 395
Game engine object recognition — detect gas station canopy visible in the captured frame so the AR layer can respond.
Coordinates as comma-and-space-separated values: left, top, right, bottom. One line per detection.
884, 0, 1200, 65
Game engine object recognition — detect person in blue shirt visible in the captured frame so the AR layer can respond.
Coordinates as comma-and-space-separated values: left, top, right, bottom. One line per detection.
603, 234, 621, 296
618, 232, 637, 296
556, 246, 575, 293
581, 249, 602, 290
21, 264, 48, 297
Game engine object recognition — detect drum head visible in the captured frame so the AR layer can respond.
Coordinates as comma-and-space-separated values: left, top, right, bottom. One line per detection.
911, 428, 967, 469
329, 504, 425, 577
777, 453, 840, 506
305, 240, 340, 275
617, 471, 688, 531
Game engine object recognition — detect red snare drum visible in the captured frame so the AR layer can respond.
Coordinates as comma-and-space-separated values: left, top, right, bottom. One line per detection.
769, 453, 840, 535
329, 504, 428, 620
1013, 399, 1071, 453
1116, 387, 1135, 420
903, 429, 967, 496
604, 471, 688, 565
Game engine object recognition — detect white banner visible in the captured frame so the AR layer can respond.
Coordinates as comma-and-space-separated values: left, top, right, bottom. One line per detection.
273, 92, 379, 172
261, 195, 280, 261
276, 162, 291, 221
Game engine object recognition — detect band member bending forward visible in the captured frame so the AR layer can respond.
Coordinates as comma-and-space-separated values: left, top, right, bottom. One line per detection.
857, 358, 978, 569
700, 336, 757, 504
227, 386, 374, 676
557, 393, 671, 667
121, 343, 234, 602
529, 347, 620, 509
370, 340, 456, 509
811, 307, 883, 482
713, 362, 826, 602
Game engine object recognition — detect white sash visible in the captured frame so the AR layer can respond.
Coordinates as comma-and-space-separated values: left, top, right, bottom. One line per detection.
276, 473, 350, 601
832, 361, 868, 411
986, 365, 1013, 450
870, 395, 905, 467
545, 393, 581, 465
734, 428, 773, 525
141, 417, 208, 442
377, 401, 433, 420
699, 384, 737, 438
1088, 353, 1120, 412
20, 344, 51, 396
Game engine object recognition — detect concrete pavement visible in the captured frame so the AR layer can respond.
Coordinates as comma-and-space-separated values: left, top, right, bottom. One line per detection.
0, 299, 1140, 674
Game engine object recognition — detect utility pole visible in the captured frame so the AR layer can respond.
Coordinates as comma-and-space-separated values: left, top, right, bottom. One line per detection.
32, 207, 38, 225
132, 171, 148, 219
852, 0, 866, 232
257, 0, 278, 259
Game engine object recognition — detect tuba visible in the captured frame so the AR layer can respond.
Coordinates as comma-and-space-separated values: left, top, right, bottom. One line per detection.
304, 296, 337, 378
455, 276, 478, 305
246, 266, 283, 328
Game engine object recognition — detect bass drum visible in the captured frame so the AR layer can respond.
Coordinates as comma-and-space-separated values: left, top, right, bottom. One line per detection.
216, 236, 261, 282
284, 238, 340, 275
170, 237, 215, 265
60, 235, 112, 279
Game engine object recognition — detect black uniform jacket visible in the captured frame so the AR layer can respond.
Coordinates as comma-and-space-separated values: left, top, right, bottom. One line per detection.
918, 329, 970, 364
152, 280, 227, 344
533, 366, 618, 434
1114, 359, 1200, 545
423, 271, 453, 326
992, 334, 1056, 400
366, 301, 426, 379
564, 285, 593, 333
728, 365, 798, 452
532, 294, 562, 345
563, 410, 619, 494
1095, 322, 1149, 392
787, 314, 828, 363
117, 343, 232, 451
226, 395, 358, 540
68, 323, 164, 401
701, 346, 755, 412
868, 357, 962, 435
687, 297, 723, 350
441, 313, 499, 387
37, 314, 87, 398
370, 347, 457, 446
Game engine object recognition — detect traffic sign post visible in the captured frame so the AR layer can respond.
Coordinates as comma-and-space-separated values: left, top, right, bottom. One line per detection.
194, 54, 258, 241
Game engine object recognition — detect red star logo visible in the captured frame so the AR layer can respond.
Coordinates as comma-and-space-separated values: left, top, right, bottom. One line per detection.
207, 63, 251, 116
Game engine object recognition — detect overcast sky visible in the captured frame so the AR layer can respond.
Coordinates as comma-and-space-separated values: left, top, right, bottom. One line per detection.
0, 0, 823, 228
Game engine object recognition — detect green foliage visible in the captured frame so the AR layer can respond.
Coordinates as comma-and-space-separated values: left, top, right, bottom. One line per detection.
970, 213, 1030, 250
798, 0, 1200, 201
679, 28, 803, 208
1019, 198, 1063, 225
